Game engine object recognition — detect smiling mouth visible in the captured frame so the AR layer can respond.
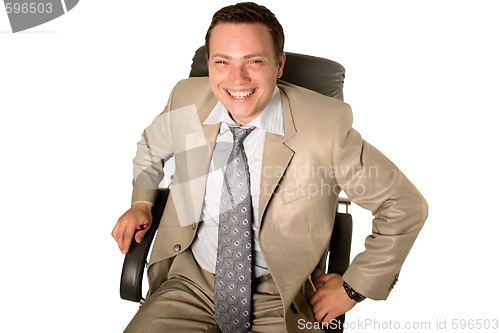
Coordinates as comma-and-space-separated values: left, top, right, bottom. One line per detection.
227, 89, 256, 100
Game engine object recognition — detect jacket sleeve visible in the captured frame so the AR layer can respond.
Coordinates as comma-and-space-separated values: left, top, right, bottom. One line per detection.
131, 86, 177, 206
332, 104, 428, 300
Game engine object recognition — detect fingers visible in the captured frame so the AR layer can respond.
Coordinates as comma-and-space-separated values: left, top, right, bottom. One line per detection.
310, 299, 328, 323
310, 298, 339, 324
134, 226, 149, 244
121, 221, 136, 254
309, 284, 331, 322
112, 215, 135, 254
309, 273, 356, 324
310, 295, 345, 324
111, 203, 153, 254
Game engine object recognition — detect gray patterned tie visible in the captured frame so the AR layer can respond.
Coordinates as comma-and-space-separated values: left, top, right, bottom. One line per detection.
215, 126, 255, 333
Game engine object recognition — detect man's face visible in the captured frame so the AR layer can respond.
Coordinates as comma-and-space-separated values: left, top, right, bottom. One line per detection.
208, 23, 286, 126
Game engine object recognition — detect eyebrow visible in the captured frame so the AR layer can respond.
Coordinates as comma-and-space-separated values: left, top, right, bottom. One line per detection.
211, 53, 266, 60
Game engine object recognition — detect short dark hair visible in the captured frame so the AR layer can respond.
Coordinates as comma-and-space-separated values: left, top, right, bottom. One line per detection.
205, 2, 285, 63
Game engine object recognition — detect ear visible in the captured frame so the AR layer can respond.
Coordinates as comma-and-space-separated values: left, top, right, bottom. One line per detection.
277, 52, 286, 79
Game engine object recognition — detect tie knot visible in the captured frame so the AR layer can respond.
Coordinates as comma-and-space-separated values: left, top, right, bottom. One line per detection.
230, 126, 255, 145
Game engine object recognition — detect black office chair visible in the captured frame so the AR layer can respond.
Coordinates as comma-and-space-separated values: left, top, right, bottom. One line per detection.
120, 46, 352, 333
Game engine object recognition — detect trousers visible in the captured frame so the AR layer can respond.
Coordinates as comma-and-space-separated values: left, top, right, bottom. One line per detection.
124, 249, 286, 332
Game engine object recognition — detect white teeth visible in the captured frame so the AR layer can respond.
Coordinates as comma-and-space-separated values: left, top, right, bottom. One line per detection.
228, 90, 255, 99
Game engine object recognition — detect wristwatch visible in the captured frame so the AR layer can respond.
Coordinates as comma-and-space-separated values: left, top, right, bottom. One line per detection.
343, 282, 366, 302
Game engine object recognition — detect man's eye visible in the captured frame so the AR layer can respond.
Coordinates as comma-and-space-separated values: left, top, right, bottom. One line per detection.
216, 60, 227, 64
250, 60, 262, 64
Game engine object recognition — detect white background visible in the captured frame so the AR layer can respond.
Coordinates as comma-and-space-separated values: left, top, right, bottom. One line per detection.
1, 1, 499, 332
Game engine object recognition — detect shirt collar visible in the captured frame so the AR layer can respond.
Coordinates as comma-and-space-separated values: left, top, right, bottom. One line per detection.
204, 86, 284, 136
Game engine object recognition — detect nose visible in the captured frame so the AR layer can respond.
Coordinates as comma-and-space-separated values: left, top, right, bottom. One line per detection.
230, 65, 250, 85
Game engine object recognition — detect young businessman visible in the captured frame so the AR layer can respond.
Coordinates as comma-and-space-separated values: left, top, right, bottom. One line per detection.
112, 2, 428, 332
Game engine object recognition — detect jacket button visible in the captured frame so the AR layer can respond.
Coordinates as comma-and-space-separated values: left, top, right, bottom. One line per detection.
173, 244, 181, 252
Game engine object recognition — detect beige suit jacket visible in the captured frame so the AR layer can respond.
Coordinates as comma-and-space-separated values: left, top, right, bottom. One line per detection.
131, 77, 428, 331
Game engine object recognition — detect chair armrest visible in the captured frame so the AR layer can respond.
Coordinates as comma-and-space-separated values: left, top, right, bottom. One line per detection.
328, 198, 353, 275
120, 189, 169, 302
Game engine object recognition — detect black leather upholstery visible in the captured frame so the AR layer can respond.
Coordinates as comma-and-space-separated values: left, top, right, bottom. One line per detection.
329, 209, 353, 275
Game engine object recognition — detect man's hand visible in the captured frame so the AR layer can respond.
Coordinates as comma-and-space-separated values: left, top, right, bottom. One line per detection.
309, 273, 357, 325
111, 202, 152, 254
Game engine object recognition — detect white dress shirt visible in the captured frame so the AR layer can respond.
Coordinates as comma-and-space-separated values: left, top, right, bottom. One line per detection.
191, 87, 284, 277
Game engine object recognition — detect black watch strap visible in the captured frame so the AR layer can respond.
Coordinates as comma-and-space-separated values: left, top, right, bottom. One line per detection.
343, 281, 366, 302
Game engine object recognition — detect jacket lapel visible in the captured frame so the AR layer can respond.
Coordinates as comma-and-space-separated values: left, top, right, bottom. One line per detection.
171, 99, 220, 227
258, 88, 296, 226
189, 102, 221, 223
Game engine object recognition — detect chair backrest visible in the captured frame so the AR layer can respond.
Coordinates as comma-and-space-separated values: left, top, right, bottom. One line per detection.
189, 46, 345, 100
